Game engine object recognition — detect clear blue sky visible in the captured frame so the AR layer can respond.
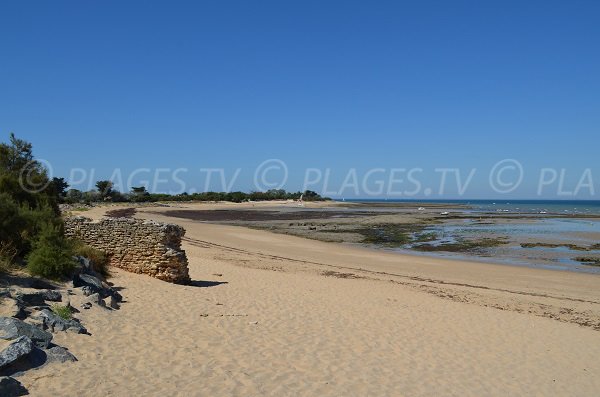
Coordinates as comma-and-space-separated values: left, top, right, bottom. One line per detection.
1, 1, 599, 198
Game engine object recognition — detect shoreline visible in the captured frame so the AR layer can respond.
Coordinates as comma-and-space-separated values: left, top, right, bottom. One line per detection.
15, 201, 600, 396
126, 201, 600, 274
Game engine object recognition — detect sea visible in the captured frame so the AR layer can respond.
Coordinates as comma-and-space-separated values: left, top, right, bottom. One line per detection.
340, 199, 600, 273
343, 199, 600, 215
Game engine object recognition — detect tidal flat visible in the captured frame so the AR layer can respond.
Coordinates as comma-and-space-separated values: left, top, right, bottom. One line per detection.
154, 201, 600, 274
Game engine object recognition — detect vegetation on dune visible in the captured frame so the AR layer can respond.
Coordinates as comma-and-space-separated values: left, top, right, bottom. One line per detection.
72, 241, 110, 277
51, 304, 73, 320
26, 224, 77, 279
0, 134, 69, 276
0, 133, 78, 279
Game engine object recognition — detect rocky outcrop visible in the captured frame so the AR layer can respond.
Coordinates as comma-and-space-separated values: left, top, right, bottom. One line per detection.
45, 346, 77, 363
65, 217, 190, 284
37, 310, 87, 334
0, 317, 53, 349
0, 337, 33, 370
0, 376, 28, 396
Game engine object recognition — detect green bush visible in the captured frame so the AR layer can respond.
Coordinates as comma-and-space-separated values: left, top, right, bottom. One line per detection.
72, 241, 110, 277
1, 134, 64, 269
51, 304, 72, 320
26, 225, 76, 279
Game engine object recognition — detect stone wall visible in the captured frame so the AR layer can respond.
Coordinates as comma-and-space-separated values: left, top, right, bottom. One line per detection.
64, 217, 190, 284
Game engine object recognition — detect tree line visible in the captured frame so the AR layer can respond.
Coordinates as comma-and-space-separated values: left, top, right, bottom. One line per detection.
59, 181, 325, 204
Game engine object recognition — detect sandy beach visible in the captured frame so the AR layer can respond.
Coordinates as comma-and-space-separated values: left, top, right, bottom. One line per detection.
18, 202, 600, 396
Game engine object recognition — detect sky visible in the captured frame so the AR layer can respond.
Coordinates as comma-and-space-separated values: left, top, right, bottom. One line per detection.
1, 1, 599, 199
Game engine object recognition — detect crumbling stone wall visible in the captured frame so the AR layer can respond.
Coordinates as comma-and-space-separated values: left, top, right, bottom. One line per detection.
64, 217, 190, 284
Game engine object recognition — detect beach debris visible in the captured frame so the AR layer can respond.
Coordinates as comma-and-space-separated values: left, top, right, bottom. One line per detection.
0, 317, 53, 349
0, 336, 33, 370
0, 376, 28, 396
45, 346, 77, 363
80, 302, 92, 310
248, 321, 258, 325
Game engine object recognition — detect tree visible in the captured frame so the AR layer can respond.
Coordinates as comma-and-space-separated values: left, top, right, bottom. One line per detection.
95, 180, 114, 200
303, 190, 320, 200
0, 133, 56, 212
50, 177, 69, 202
0, 134, 65, 262
0, 133, 34, 173
65, 188, 83, 203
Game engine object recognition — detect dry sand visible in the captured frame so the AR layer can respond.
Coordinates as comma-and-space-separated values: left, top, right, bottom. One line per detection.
19, 202, 600, 396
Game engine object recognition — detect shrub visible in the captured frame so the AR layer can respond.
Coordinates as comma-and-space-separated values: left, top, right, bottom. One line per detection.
0, 241, 18, 272
51, 304, 72, 320
72, 241, 110, 277
27, 225, 76, 279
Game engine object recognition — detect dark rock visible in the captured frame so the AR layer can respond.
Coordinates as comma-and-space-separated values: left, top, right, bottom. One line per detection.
85, 293, 103, 306
112, 290, 123, 303
0, 376, 28, 396
73, 273, 103, 292
108, 295, 119, 310
45, 346, 77, 363
80, 302, 92, 310
12, 289, 61, 307
0, 337, 33, 369
37, 310, 87, 334
73, 256, 102, 279
0, 317, 53, 349
81, 286, 94, 296
74, 273, 121, 302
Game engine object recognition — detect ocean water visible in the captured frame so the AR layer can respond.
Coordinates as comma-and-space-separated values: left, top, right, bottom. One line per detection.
344, 199, 600, 215
341, 199, 600, 273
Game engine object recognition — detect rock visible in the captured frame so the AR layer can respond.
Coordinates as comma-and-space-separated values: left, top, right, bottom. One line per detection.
0, 317, 53, 349
108, 295, 119, 310
74, 273, 120, 301
0, 298, 24, 319
12, 288, 62, 307
85, 293, 104, 307
73, 273, 103, 292
80, 302, 92, 310
0, 336, 33, 369
100, 296, 117, 310
45, 346, 77, 363
37, 310, 87, 334
81, 286, 94, 296
0, 376, 28, 396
